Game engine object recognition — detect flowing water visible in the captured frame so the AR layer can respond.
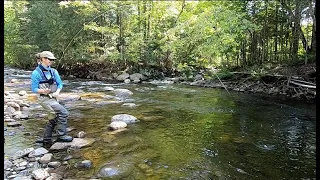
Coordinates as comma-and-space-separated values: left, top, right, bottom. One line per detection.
4, 67, 316, 179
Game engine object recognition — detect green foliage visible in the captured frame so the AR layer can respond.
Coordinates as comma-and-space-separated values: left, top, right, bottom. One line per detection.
4, 0, 316, 74
215, 70, 234, 80
4, 1, 30, 67
176, 63, 194, 78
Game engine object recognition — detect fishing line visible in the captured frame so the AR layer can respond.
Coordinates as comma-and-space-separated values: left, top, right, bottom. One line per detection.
214, 72, 230, 95
60, 12, 107, 62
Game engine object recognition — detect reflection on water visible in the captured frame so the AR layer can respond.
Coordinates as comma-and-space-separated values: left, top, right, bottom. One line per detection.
4, 79, 316, 179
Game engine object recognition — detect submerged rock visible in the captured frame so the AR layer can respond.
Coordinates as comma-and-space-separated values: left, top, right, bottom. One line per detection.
97, 160, 134, 179
109, 121, 127, 130
49, 138, 95, 150
113, 89, 133, 98
111, 114, 138, 124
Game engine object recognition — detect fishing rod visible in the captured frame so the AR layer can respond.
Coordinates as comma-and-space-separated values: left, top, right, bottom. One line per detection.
213, 71, 230, 95
59, 11, 107, 62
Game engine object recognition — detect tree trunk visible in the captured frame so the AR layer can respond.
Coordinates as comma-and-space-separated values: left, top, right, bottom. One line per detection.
147, 1, 152, 40
291, 0, 301, 62
274, 2, 279, 63
137, 0, 142, 62
310, 0, 316, 52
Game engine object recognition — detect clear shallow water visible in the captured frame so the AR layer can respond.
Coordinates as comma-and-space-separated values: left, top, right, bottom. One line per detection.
4, 72, 316, 179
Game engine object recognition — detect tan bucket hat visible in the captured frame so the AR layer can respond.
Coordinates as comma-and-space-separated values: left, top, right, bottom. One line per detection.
39, 51, 56, 60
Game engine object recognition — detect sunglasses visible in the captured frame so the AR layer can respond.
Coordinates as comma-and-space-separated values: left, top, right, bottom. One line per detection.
46, 58, 55, 61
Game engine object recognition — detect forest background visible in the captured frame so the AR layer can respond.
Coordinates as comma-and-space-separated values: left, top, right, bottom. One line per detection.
4, 0, 316, 100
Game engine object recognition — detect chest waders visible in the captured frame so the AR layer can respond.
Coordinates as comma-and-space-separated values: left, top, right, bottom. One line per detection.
36, 66, 73, 145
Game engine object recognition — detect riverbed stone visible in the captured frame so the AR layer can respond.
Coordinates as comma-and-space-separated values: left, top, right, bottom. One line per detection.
20, 102, 30, 107
10, 79, 19, 83
111, 114, 138, 124
28, 147, 49, 158
48, 161, 61, 168
58, 93, 81, 102
116, 73, 129, 81
4, 160, 13, 169
49, 138, 95, 150
103, 86, 115, 91
113, 89, 133, 97
121, 103, 136, 108
16, 113, 29, 120
18, 90, 27, 96
4, 117, 15, 122
77, 131, 86, 138
75, 160, 92, 169
109, 121, 127, 130
38, 153, 53, 164
97, 161, 134, 179
46, 173, 63, 180
6, 102, 21, 110
32, 168, 50, 180
7, 122, 22, 127
130, 73, 146, 81
12, 148, 34, 160
5, 106, 16, 114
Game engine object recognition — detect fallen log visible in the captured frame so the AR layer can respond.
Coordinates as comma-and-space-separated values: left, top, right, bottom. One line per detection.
289, 78, 316, 86
289, 80, 316, 89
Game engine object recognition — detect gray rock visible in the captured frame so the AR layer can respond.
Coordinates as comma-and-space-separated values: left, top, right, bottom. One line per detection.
4, 160, 13, 169
58, 93, 81, 102
48, 161, 61, 168
49, 138, 95, 150
12, 148, 34, 160
121, 103, 136, 108
28, 148, 49, 158
63, 155, 73, 161
38, 153, 53, 164
116, 73, 129, 81
46, 173, 63, 180
16, 114, 29, 120
75, 160, 92, 169
12, 111, 22, 118
113, 89, 133, 97
4, 118, 15, 122
15, 166, 27, 171
18, 90, 27, 96
103, 86, 115, 91
10, 79, 19, 83
77, 131, 86, 138
5, 106, 16, 114
6, 102, 20, 110
7, 122, 22, 127
18, 161, 28, 167
111, 114, 138, 124
32, 168, 50, 180
98, 161, 134, 179
129, 73, 146, 81
124, 79, 131, 83
109, 121, 127, 130
12, 176, 33, 180
20, 102, 30, 107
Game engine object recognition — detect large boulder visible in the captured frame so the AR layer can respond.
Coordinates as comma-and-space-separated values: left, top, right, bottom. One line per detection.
116, 73, 130, 81
113, 89, 133, 98
129, 73, 147, 82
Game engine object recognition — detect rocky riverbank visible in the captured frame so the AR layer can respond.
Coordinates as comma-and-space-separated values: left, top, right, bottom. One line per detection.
62, 62, 316, 103
4, 68, 142, 179
190, 63, 316, 102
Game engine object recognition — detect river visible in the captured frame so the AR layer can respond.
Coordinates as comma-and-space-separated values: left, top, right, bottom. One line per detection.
4, 67, 316, 179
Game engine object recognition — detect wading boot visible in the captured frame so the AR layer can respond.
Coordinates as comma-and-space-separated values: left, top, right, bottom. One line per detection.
56, 135, 73, 142
36, 118, 57, 147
